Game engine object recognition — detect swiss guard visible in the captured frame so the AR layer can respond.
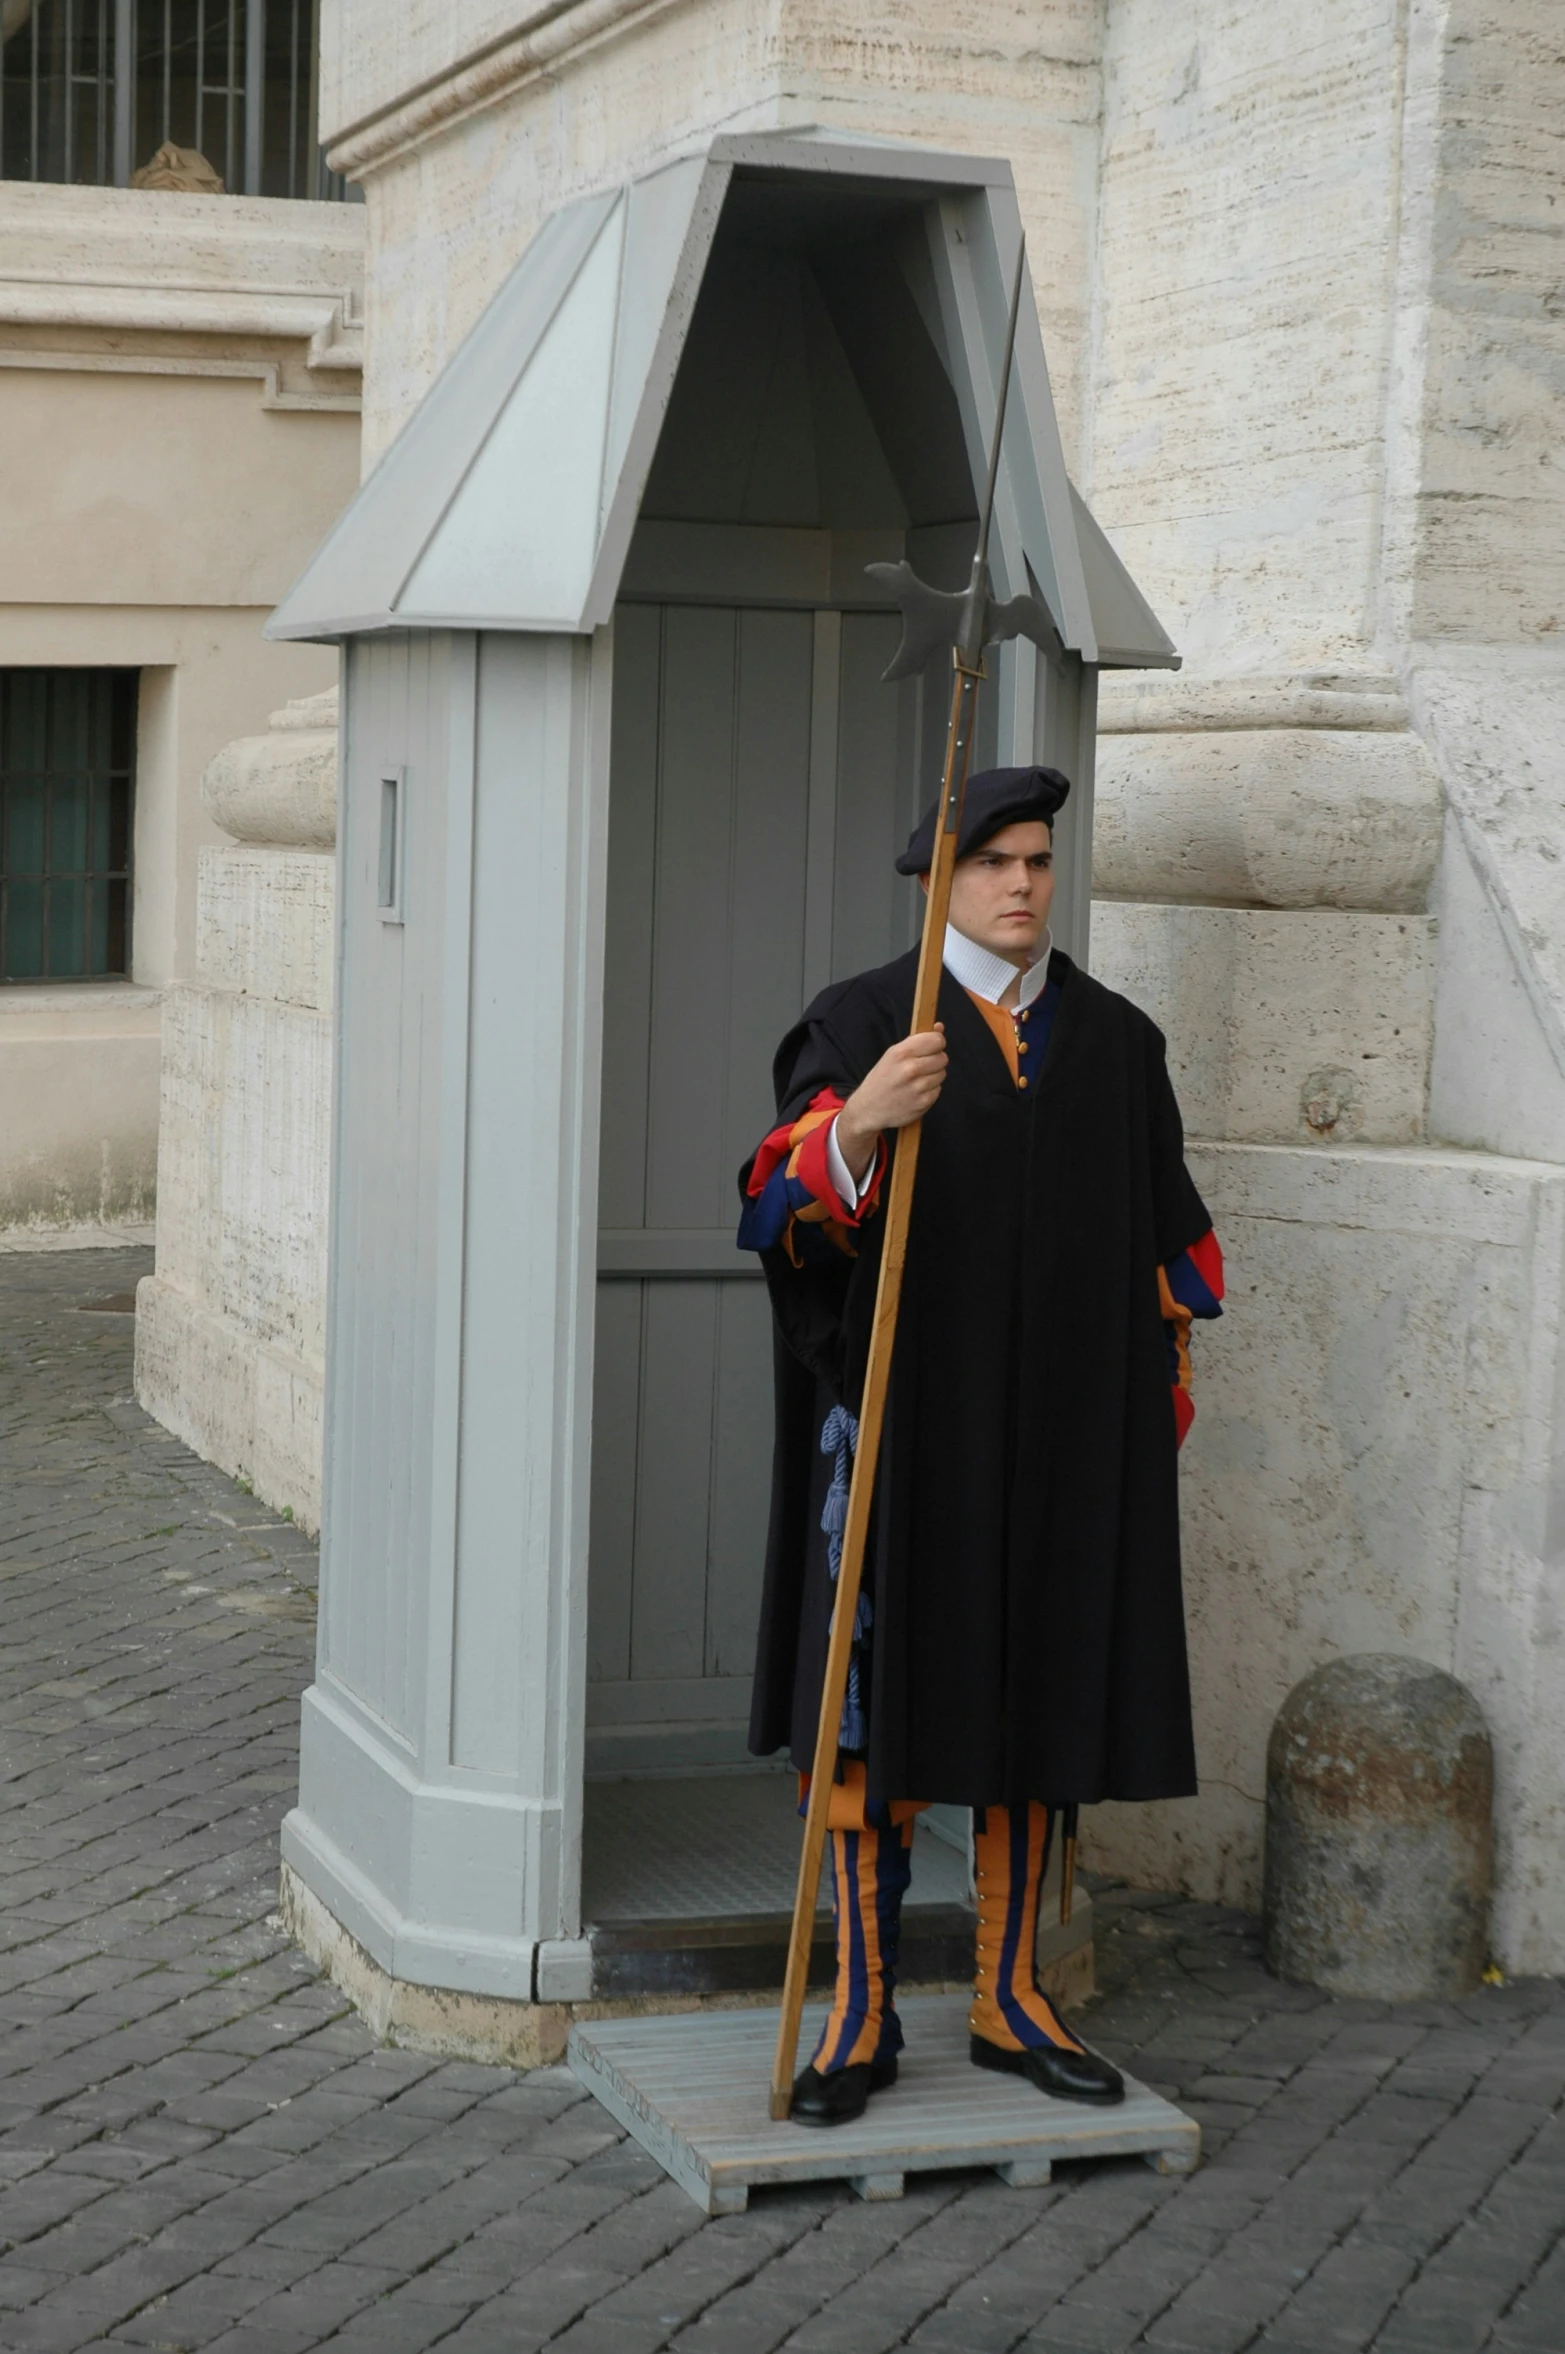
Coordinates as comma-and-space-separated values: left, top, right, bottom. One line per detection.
738, 764, 1225, 2126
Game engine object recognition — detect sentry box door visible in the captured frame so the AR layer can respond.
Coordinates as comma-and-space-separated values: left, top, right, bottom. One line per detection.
589, 594, 935, 1773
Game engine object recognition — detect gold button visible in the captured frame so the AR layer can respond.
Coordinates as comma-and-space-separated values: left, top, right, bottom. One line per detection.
1019, 1076, 1029, 1089
1018, 1040, 1028, 1053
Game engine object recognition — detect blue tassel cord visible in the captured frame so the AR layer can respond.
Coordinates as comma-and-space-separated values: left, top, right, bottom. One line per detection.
820, 1404, 872, 1752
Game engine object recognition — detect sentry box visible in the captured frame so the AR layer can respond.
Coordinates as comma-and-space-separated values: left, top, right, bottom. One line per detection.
267, 130, 1175, 2036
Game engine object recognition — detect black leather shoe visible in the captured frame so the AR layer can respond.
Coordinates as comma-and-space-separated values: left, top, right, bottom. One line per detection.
788, 2053, 899, 2126
970, 2033, 1124, 2105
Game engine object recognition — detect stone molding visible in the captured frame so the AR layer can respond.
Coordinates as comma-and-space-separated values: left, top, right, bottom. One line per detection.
202, 690, 339, 849
323, 0, 691, 180
0, 182, 363, 412
1098, 673, 1408, 735
1094, 726, 1442, 913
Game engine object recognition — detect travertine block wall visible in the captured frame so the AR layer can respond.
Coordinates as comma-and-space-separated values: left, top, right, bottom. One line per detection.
1071, 0, 1565, 1969
135, 698, 337, 1529
1094, 907, 1433, 1149
1104, 1143, 1565, 1974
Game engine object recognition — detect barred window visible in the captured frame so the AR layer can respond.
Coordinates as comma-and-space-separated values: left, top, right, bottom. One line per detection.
0, 670, 136, 983
0, 1, 352, 200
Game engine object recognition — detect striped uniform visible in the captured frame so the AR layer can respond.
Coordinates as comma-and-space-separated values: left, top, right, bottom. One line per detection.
752, 979, 1226, 2076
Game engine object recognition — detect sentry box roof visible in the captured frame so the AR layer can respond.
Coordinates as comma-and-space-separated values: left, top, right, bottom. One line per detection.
268, 130, 1176, 669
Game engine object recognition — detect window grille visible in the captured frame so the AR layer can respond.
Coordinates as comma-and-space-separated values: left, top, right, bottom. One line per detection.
0, 670, 136, 983
0, 1, 352, 199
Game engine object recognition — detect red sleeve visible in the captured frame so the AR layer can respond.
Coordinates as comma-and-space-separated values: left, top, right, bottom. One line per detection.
1160, 1229, 1224, 1450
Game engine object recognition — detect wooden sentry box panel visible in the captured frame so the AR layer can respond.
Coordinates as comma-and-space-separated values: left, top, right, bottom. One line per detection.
569, 1993, 1199, 2214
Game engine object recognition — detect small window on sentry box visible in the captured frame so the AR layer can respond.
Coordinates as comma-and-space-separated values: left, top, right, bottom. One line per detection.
0, 670, 136, 983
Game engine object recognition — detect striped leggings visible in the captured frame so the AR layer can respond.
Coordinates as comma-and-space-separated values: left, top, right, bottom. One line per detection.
807, 1772, 1085, 2074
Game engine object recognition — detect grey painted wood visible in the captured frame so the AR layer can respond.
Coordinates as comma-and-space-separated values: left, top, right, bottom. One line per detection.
803, 609, 841, 1003
630, 1280, 719, 1684
1069, 483, 1178, 668
568, 1994, 1201, 2215
643, 604, 739, 1230
710, 130, 1013, 187
705, 1279, 777, 1680
590, 594, 920, 1763
586, 1676, 755, 1730
271, 197, 616, 639
724, 608, 816, 1171
585, 156, 733, 625
599, 602, 661, 1232
270, 132, 1173, 687
588, 1284, 642, 1687
597, 1229, 763, 1277
323, 631, 456, 1747
621, 521, 906, 610
977, 180, 1096, 658
831, 610, 921, 977
290, 621, 610, 1995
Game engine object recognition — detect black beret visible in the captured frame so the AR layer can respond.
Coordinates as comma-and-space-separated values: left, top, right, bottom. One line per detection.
894, 764, 1070, 875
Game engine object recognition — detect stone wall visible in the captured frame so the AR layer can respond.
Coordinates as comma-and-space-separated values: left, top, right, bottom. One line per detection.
134, 693, 337, 1530
1085, 667, 1565, 1973
1069, 0, 1565, 1971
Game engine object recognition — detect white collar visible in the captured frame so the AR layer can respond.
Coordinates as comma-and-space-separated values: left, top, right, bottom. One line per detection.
943, 922, 1054, 1009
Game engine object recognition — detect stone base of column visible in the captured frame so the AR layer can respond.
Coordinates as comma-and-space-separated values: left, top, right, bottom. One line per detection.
279, 1861, 1096, 2072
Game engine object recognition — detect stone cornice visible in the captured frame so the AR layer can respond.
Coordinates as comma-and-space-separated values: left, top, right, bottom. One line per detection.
323, 0, 694, 180
1098, 673, 1409, 734
0, 182, 363, 407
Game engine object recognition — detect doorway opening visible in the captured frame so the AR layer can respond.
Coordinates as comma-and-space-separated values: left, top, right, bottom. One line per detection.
581, 175, 1015, 1989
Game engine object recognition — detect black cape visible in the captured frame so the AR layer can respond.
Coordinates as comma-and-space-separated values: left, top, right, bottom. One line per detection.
744, 947, 1212, 1807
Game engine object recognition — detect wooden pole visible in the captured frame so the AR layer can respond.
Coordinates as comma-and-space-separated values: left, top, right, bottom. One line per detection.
767, 652, 984, 2119
1059, 1804, 1079, 1925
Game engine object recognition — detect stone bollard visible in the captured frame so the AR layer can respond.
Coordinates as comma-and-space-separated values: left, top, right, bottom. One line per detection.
1263, 1654, 1493, 2001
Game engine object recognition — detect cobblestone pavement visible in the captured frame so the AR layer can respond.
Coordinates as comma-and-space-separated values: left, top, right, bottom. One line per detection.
3, 1247, 1564, 2354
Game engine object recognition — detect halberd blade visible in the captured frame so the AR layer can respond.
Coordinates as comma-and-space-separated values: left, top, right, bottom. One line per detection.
864, 561, 967, 681
866, 566, 1056, 681
988, 590, 1055, 656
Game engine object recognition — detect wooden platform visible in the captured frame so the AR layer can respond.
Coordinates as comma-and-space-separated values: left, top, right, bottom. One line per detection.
567, 1993, 1199, 2215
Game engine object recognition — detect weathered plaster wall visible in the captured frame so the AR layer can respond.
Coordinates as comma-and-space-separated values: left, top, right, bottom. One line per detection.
0, 183, 360, 1233
0, 987, 160, 1230
0, 373, 359, 611
0, 609, 335, 1231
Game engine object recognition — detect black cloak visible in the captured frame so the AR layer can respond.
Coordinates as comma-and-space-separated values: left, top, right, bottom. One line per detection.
743, 945, 1212, 1808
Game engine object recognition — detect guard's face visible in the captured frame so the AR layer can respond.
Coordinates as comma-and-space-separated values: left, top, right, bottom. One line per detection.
928, 820, 1054, 964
